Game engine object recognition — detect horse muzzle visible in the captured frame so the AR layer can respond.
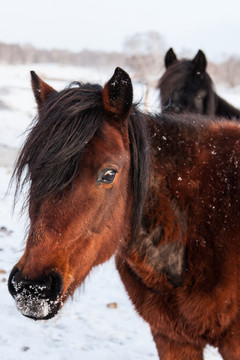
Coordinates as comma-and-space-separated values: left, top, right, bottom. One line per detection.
8, 267, 63, 320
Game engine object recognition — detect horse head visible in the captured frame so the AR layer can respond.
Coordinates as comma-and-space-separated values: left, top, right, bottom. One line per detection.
159, 48, 216, 115
8, 68, 135, 320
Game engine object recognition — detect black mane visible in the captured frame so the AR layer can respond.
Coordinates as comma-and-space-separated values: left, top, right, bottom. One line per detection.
13, 81, 150, 236
13, 83, 103, 206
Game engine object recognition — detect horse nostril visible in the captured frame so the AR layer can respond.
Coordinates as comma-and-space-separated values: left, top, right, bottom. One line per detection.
8, 267, 63, 300
47, 272, 63, 300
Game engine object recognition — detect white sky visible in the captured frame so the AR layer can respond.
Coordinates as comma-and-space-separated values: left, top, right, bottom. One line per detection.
0, 0, 239, 61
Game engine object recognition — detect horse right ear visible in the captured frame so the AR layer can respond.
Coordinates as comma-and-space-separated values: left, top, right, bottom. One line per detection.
102, 67, 133, 121
30, 71, 57, 109
165, 48, 177, 68
192, 50, 207, 74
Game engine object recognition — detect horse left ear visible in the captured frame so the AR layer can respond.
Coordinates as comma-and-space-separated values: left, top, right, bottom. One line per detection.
102, 67, 133, 121
165, 48, 177, 68
192, 50, 207, 74
30, 71, 57, 109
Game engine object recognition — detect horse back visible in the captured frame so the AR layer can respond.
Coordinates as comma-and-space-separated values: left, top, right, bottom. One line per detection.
216, 95, 240, 119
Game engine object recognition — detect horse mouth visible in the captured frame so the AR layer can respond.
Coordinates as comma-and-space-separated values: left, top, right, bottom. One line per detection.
14, 292, 62, 320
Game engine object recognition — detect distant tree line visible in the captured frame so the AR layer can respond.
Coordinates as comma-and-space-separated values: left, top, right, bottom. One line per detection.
0, 42, 128, 68
207, 57, 240, 88
0, 36, 240, 90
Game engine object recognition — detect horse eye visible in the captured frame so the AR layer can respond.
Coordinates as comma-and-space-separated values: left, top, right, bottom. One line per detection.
99, 169, 117, 184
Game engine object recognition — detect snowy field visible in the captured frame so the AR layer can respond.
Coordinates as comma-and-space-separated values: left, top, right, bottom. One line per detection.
0, 63, 239, 360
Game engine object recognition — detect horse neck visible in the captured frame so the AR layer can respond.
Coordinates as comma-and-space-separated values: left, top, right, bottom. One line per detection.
125, 112, 223, 288
120, 114, 189, 288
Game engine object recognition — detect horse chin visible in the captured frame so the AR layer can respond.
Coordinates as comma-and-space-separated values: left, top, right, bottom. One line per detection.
14, 293, 62, 320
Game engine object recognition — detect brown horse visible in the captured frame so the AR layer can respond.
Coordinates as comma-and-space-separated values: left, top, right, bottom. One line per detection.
8, 67, 240, 359
159, 48, 240, 119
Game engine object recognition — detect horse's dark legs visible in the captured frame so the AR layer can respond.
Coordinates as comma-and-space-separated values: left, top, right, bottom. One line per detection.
151, 331, 204, 360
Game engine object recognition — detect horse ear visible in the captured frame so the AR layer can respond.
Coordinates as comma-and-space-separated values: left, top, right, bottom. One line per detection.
192, 50, 207, 74
165, 48, 177, 68
30, 71, 57, 109
102, 67, 133, 121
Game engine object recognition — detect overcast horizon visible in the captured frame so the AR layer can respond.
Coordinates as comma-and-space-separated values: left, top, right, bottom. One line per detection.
1, 0, 239, 61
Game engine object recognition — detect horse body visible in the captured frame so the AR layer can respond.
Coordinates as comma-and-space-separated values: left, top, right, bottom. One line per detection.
159, 48, 240, 120
8, 68, 240, 359
118, 115, 240, 358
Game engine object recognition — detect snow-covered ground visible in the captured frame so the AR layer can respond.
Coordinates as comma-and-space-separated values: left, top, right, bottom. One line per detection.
0, 63, 239, 360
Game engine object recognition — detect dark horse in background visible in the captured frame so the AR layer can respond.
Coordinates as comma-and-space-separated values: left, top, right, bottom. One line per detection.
8, 68, 240, 359
158, 48, 240, 119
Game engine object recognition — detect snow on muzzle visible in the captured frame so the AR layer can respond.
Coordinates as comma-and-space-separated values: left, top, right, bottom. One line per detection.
8, 267, 63, 320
